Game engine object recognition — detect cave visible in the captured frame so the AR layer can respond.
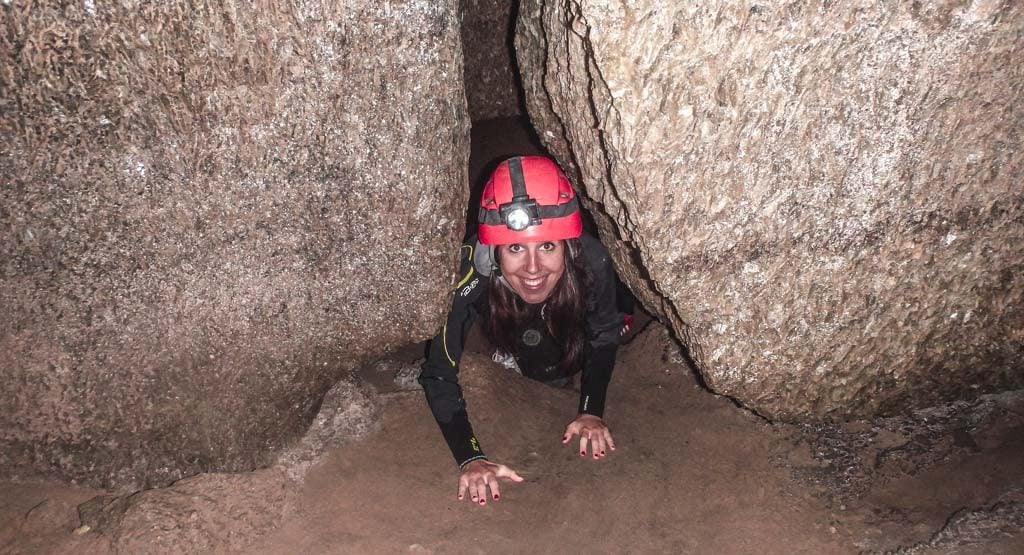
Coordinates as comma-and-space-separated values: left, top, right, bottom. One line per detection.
1, 0, 1023, 552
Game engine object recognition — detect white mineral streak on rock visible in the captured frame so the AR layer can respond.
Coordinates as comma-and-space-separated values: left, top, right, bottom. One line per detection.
517, 0, 1024, 419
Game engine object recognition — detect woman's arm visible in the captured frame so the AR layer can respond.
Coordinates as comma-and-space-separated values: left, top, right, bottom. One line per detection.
562, 234, 623, 459
578, 234, 623, 419
419, 244, 489, 468
420, 241, 525, 503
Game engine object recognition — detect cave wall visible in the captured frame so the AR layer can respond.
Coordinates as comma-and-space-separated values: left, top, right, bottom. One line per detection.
516, 0, 1024, 419
462, 0, 523, 120
0, 0, 469, 490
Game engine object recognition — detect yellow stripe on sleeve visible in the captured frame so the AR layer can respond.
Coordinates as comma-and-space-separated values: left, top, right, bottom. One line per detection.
455, 244, 475, 289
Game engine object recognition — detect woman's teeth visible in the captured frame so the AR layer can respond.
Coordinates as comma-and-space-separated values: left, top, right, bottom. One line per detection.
523, 277, 544, 287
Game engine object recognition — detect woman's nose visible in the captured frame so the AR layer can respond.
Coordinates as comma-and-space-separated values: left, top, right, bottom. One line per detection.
525, 251, 540, 273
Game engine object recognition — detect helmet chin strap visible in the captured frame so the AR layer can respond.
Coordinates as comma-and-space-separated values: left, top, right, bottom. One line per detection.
498, 274, 515, 293
473, 239, 517, 293
493, 257, 516, 294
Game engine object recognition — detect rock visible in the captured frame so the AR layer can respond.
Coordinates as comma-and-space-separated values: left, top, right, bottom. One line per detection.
0, 0, 469, 490
80, 376, 385, 551
350, 350, 425, 394
276, 377, 382, 482
888, 486, 1024, 554
462, 0, 523, 121
782, 390, 1024, 503
78, 469, 296, 553
77, 495, 131, 537
21, 499, 79, 537
515, 0, 1024, 420
394, 361, 424, 391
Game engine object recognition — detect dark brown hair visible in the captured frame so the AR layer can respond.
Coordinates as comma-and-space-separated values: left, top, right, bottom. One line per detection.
485, 238, 590, 374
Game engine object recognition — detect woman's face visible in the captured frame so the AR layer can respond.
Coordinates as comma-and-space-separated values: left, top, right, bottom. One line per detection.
497, 240, 566, 304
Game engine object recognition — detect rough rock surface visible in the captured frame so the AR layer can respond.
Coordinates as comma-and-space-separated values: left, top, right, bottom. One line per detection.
70, 374, 384, 553
275, 377, 382, 482
462, 0, 523, 120
0, 0, 469, 490
77, 469, 296, 553
888, 486, 1024, 554
516, 0, 1024, 420
780, 390, 1024, 503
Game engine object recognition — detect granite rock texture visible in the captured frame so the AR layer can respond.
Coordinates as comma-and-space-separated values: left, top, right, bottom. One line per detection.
898, 487, 1024, 554
77, 469, 296, 553
462, 0, 523, 120
1, 0, 469, 490
275, 377, 382, 483
517, 0, 1024, 419
71, 376, 384, 551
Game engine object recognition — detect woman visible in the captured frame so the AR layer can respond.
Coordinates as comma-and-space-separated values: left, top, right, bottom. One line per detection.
419, 156, 624, 506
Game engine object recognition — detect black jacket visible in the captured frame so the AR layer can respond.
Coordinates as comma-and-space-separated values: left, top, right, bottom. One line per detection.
419, 233, 622, 467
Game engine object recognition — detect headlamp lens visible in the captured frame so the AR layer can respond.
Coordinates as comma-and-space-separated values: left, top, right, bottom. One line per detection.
497, 197, 540, 231
505, 207, 531, 231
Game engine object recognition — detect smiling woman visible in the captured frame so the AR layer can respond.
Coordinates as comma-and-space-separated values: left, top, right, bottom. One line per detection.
418, 156, 626, 506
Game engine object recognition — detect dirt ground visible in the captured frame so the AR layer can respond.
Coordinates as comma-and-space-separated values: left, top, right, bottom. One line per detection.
3, 322, 1022, 554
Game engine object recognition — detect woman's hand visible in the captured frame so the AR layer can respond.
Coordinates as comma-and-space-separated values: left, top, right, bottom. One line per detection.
562, 414, 615, 459
458, 459, 524, 505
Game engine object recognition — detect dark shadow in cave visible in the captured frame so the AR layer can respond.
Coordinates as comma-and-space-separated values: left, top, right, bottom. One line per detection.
507, 0, 532, 119
465, 116, 548, 234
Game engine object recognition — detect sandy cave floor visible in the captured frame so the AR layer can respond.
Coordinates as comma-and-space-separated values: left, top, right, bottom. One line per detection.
3, 322, 1023, 554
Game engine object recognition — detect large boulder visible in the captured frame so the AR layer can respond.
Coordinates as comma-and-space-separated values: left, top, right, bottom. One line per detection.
517, 0, 1024, 419
0, 0, 469, 490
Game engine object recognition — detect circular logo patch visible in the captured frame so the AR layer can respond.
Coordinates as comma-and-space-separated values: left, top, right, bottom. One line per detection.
522, 328, 542, 347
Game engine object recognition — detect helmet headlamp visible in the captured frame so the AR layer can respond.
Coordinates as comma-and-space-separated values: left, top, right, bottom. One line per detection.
499, 197, 541, 231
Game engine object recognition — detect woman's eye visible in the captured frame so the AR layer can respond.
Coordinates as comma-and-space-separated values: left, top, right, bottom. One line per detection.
540, 242, 555, 251
508, 244, 524, 253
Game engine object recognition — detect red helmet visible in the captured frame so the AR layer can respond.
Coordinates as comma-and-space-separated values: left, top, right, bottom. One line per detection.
478, 156, 583, 245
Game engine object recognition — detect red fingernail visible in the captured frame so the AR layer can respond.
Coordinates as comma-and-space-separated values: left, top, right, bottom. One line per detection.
601, 451, 606, 455
580, 451, 585, 456
494, 495, 500, 500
